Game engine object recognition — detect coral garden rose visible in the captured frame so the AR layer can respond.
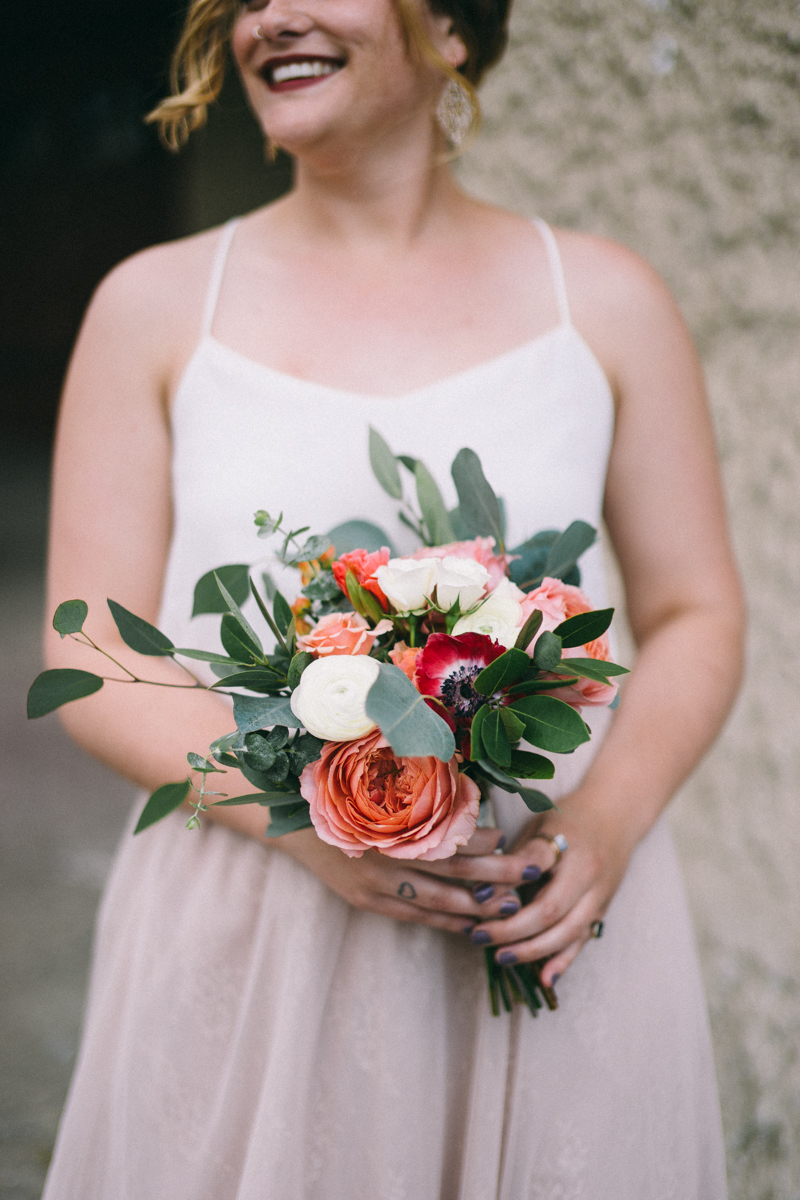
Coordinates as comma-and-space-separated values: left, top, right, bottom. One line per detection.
297, 612, 391, 658
389, 641, 421, 681
414, 632, 505, 726
332, 548, 391, 609
299, 728, 480, 860
413, 536, 509, 591
290, 654, 379, 742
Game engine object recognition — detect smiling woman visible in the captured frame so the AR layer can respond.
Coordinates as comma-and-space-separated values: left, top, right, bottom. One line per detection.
38, 0, 743, 1193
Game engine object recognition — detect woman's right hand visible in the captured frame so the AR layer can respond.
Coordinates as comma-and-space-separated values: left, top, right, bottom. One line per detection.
276, 826, 521, 934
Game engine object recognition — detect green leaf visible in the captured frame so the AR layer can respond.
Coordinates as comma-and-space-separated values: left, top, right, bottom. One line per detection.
554, 657, 628, 678
368, 427, 403, 499
27, 668, 104, 718
174, 647, 239, 665
220, 613, 263, 664
134, 780, 190, 834
414, 462, 454, 545
366, 663, 455, 761
192, 565, 250, 617
214, 792, 304, 807
476, 758, 519, 792
505, 676, 579, 695
470, 703, 489, 761
516, 787, 556, 813
532, 631, 563, 670
287, 732, 324, 773
507, 530, 560, 591
211, 668, 285, 693
555, 608, 614, 649
508, 695, 592, 753
214, 574, 264, 656
499, 707, 526, 742
482, 709, 512, 769
450, 448, 503, 545
301, 571, 343, 603
261, 571, 277, 601
243, 732, 277, 772
264, 800, 314, 838
187, 752, 224, 773
273, 591, 293, 637
107, 599, 174, 657
508, 749, 555, 779
326, 519, 395, 557
514, 608, 543, 651
287, 651, 314, 690
473, 648, 531, 696
396, 454, 419, 473
53, 599, 88, 638
284, 535, 333, 567
232, 693, 301, 733
345, 570, 385, 624
249, 578, 289, 654
544, 521, 596, 581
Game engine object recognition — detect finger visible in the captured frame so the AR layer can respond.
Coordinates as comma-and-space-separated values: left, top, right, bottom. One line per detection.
533, 937, 587, 988
368, 895, 479, 935
413, 851, 548, 887
481, 893, 599, 963
385, 870, 522, 920
455, 828, 506, 856
468, 867, 593, 947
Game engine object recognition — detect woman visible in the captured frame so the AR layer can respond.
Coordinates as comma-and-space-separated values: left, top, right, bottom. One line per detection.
41, 0, 744, 1194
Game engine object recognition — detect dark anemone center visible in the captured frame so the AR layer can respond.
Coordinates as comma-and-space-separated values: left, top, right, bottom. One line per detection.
439, 663, 484, 720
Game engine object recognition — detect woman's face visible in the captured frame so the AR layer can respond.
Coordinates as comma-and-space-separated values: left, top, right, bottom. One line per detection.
232, 0, 466, 158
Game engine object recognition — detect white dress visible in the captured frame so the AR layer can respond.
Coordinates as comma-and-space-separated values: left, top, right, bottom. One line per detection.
43, 220, 728, 1200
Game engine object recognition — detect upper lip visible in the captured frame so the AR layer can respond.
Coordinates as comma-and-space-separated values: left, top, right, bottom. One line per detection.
261, 53, 345, 83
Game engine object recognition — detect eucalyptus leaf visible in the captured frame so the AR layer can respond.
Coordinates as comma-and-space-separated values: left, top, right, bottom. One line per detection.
264, 801, 314, 838
301, 571, 343, 602
554, 608, 614, 649
366, 663, 455, 761
326, 519, 395, 557
214, 574, 264, 656
368, 427, 403, 499
174, 647, 240, 666
396, 455, 419, 473
187, 752, 224, 773
232, 693, 301, 733
107, 599, 174, 657
287, 732, 324, 773
450, 448, 503, 545
414, 462, 454, 546
543, 521, 596, 581
53, 599, 88, 638
27, 668, 104, 719
242, 732, 278, 773
508, 695, 591, 753
192, 564, 250, 617
287, 651, 314, 690
473, 648, 530, 696
134, 780, 190, 834
507, 530, 559, 591
285, 534, 333, 566
532, 631, 563, 671
220, 613, 263, 664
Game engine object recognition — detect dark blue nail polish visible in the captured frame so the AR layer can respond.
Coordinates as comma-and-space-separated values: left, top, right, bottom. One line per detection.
471, 929, 493, 945
497, 950, 518, 965
496, 834, 507, 850
473, 884, 495, 903
522, 864, 542, 882
499, 901, 520, 916
462, 924, 476, 935
551, 973, 560, 985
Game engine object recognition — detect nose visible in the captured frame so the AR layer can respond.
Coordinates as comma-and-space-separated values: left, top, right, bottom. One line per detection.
250, 0, 314, 41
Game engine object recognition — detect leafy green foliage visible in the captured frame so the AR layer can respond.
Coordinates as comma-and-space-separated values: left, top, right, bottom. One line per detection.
27, 668, 104, 718
214, 575, 264, 657
451, 448, 503, 546
301, 572, 342, 603
474, 648, 531, 696
508, 749, 555, 779
326, 519, 394, 557
508, 523, 592, 592
134, 780, 190, 834
415, 462, 454, 545
554, 607, 614, 649
366, 663, 455, 761
287, 651, 314, 690
514, 608, 543, 652
282, 534, 333, 568
52, 599, 88, 638
368, 427, 403, 499
264, 800, 314, 837
220, 613, 263, 664
470, 702, 489, 761
553, 657, 628, 681
107, 600, 175, 657
507, 695, 591, 753
516, 787, 557, 813
499, 707, 526, 743
273, 591, 293, 637
174, 647, 240, 666
211, 667, 286, 693
192, 565, 250, 617
482, 709, 512, 768
232, 693, 301, 733
186, 752, 224, 773
532, 631, 563, 671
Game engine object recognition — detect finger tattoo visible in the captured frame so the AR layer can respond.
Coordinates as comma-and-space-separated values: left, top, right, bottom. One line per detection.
397, 881, 417, 899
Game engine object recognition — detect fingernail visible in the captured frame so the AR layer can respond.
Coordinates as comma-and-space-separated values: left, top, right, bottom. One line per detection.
497, 950, 518, 965
462, 923, 476, 935
495, 834, 507, 850
473, 884, 494, 903
522, 865, 542, 882
551, 973, 560, 985
471, 929, 493, 945
499, 901, 520, 916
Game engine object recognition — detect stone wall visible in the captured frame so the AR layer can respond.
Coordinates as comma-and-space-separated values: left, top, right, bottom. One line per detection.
456, 2, 800, 1195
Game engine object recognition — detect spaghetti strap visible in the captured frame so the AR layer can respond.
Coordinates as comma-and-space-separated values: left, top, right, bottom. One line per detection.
533, 217, 572, 327
201, 218, 241, 339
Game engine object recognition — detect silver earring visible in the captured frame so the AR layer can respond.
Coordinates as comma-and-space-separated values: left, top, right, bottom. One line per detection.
252, 24, 266, 40
435, 79, 474, 147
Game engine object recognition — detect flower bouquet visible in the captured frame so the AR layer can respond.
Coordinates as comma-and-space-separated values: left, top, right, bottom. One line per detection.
29, 429, 627, 1016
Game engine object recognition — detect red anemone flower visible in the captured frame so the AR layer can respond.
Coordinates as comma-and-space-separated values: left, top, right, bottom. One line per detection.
414, 633, 506, 727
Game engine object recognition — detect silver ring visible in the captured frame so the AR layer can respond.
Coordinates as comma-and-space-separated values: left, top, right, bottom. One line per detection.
530, 833, 568, 867
252, 23, 265, 39
590, 919, 604, 939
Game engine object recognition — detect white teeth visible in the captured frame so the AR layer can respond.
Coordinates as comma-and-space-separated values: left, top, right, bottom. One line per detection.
272, 60, 338, 83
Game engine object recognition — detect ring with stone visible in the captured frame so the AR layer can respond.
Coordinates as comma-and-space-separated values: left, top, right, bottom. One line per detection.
529, 832, 568, 868
590, 919, 604, 939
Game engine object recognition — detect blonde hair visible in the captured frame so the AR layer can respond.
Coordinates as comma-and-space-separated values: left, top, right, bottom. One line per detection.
146, 0, 485, 152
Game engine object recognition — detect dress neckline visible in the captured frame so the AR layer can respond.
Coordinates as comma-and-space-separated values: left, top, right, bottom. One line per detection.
187, 321, 591, 404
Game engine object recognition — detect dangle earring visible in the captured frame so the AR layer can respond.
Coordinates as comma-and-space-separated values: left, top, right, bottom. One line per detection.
435, 78, 474, 148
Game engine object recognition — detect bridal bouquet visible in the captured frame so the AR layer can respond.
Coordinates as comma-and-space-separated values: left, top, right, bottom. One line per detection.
29, 429, 627, 1016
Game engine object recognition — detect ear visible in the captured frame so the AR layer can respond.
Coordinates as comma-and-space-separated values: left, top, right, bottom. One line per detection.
429, 13, 469, 69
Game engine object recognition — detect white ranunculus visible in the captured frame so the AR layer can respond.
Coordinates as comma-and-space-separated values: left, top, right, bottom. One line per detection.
451, 577, 526, 648
290, 655, 379, 742
374, 557, 440, 613
433, 557, 490, 611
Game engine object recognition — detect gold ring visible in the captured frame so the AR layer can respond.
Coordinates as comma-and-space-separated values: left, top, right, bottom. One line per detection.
590, 919, 604, 939
529, 832, 568, 868
252, 23, 265, 39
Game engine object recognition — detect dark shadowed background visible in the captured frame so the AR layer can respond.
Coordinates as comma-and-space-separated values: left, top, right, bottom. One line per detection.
2, 2, 799, 1198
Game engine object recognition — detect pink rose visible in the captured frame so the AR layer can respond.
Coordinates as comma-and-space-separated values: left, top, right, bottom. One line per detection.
297, 612, 385, 657
412, 536, 509, 592
299, 728, 480, 860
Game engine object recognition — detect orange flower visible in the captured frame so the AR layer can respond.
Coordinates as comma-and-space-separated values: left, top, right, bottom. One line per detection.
388, 641, 421, 682
291, 596, 313, 636
332, 547, 391, 609
299, 729, 479, 860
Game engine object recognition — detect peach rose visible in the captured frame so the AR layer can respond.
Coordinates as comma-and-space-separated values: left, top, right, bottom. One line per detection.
299, 728, 480, 860
332, 547, 391, 609
297, 612, 387, 658
389, 641, 421, 681
413, 536, 509, 592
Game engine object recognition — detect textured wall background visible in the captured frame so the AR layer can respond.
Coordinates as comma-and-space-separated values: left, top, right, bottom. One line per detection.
456, 2, 800, 1195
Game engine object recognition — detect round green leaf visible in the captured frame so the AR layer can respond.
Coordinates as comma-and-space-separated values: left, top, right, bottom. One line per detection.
53, 599, 88, 638
27, 669, 104, 719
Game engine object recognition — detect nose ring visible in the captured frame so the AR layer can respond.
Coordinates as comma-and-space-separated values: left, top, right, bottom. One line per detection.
252, 24, 266, 40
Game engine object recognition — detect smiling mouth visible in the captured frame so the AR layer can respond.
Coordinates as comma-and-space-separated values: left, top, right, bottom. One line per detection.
263, 55, 345, 92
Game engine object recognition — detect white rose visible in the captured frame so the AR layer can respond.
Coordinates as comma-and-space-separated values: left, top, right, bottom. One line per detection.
433, 557, 490, 611
290, 655, 379, 742
374, 557, 440, 613
451, 577, 526, 648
